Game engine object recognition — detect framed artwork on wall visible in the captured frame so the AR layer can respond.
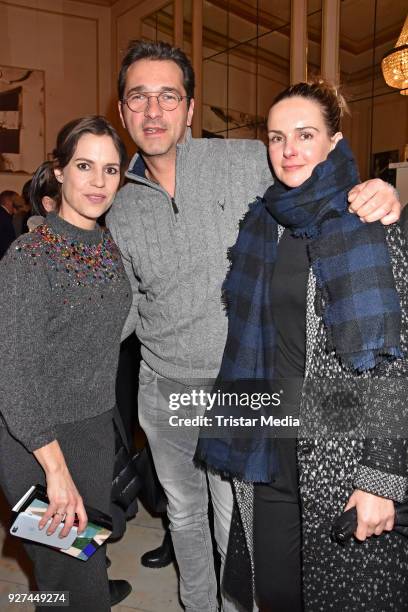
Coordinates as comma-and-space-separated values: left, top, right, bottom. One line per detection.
0, 66, 45, 174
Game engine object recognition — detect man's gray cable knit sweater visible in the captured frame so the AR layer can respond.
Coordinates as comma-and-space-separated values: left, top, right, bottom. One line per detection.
0, 213, 131, 452
106, 130, 272, 381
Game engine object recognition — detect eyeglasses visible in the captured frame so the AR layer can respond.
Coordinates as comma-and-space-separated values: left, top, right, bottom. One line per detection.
122, 91, 189, 113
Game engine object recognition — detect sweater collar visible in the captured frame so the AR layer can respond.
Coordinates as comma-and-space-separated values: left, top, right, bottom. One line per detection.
46, 212, 103, 246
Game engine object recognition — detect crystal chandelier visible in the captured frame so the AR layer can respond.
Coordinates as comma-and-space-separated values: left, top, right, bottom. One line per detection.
381, 15, 408, 96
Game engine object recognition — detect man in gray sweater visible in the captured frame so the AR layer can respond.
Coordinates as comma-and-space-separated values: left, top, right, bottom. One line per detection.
107, 40, 401, 612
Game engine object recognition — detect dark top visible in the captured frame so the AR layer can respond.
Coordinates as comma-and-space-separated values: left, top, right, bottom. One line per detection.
400, 205, 408, 241
272, 230, 309, 381
257, 228, 309, 502
0, 206, 16, 259
0, 213, 132, 451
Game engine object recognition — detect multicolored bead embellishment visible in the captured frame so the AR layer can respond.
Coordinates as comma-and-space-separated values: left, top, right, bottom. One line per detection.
16, 223, 124, 286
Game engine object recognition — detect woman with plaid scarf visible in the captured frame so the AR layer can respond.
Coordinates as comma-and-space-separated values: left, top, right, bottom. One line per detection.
197, 80, 408, 611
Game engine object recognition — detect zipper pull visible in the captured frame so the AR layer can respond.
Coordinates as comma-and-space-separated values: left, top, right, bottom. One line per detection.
171, 198, 179, 216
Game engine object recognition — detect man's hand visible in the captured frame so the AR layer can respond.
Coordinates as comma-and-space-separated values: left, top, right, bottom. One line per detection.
344, 489, 395, 541
348, 178, 401, 225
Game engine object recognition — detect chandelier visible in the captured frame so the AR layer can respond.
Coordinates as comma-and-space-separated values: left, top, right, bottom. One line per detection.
381, 15, 408, 96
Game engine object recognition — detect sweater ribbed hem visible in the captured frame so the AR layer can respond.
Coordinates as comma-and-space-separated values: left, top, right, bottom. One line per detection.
141, 347, 220, 384
0, 402, 114, 452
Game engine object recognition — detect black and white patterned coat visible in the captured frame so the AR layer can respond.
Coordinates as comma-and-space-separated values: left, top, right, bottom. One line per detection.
223, 222, 408, 612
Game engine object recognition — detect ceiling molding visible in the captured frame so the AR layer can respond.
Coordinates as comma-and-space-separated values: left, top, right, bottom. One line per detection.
71, 0, 404, 57
205, 0, 404, 57
73, 0, 120, 6
144, 7, 403, 88
143, 11, 290, 75
206, 0, 289, 34
339, 24, 404, 55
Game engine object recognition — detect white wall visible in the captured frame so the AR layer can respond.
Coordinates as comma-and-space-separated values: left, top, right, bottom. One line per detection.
0, 0, 112, 193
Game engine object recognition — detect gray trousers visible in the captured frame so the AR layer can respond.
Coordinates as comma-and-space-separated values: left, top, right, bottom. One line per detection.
0, 410, 114, 612
138, 360, 237, 612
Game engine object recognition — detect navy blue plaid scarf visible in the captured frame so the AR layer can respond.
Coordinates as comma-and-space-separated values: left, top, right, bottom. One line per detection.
196, 138, 402, 482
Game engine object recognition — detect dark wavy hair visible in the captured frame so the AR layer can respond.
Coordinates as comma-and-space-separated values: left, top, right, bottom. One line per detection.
37, 116, 128, 210
29, 162, 60, 216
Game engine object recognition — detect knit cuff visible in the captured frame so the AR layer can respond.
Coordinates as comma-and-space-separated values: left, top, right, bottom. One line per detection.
354, 464, 407, 502
25, 429, 58, 453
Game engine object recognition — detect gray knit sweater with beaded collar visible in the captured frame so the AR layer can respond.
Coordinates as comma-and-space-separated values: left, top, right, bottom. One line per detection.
106, 129, 272, 381
0, 213, 131, 452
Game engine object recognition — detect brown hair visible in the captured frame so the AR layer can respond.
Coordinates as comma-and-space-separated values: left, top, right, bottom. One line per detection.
46, 115, 128, 209
271, 78, 349, 136
0, 190, 18, 208
29, 161, 60, 216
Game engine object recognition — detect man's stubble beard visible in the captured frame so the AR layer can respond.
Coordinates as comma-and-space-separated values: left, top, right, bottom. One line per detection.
137, 134, 178, 161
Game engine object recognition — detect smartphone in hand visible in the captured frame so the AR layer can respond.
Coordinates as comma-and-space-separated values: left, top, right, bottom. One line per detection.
10, 511, 77, 549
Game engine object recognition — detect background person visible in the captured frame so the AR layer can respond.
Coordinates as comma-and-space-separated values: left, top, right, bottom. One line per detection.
0, 115, 132, 611
12, 184, 31, 237
0, 190, 17, 258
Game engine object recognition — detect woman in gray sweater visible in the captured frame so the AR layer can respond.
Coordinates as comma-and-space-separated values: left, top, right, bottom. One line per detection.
0, 116, 131, 611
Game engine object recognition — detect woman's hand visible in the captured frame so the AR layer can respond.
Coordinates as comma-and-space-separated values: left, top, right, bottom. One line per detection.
33, 440, 88, 538
348, 179, 401, 225
344, 489, 395, 541
41, 465, 88, 537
